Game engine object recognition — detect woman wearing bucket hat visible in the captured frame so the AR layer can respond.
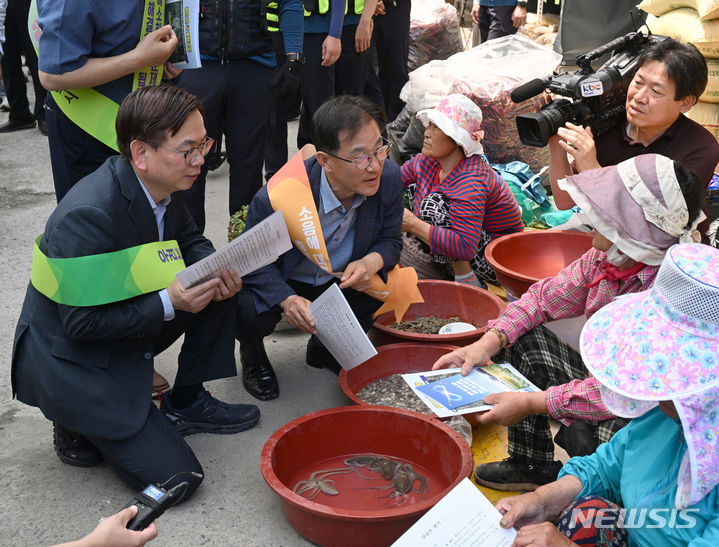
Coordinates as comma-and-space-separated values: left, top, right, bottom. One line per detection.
433, 153, 706, 491
399, 93, 524, 285
495, 243, 719, 546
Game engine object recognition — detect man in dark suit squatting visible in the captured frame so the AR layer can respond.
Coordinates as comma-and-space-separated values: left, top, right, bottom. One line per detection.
11, 85, 259, 501
236, 95, 403, 401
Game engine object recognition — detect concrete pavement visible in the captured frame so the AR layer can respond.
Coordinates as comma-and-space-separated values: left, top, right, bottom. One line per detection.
0, 100, 345, 545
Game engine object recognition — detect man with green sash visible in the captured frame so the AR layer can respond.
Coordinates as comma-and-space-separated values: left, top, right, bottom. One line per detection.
236, 95, 403, 401
11, 85, 259, 501
36, 0, 180, 202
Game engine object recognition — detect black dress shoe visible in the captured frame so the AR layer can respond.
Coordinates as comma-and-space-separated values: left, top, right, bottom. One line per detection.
305, 335, 341, 375
53, 423, 103, 467
0, 118, 36, 132
240, 338, 279, 400
38, 119, 48, 135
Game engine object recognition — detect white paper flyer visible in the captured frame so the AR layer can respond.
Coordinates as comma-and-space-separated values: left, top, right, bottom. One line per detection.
166, 0, 201, 69
176, 210, 291, 289
307, 283, 378, 370
392, 478, 517, 546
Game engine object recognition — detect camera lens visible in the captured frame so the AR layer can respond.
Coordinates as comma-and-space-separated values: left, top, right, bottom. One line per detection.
516, 99, 581, 147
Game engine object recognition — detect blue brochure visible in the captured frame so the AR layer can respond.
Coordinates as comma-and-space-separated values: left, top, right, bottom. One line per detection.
415, 365, 534, 410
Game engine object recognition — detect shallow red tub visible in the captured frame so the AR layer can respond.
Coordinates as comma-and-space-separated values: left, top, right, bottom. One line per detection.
485, 230, 593, 299
260, 406, 474, 547
339, 343, 458, 407
371, 280, 506, 346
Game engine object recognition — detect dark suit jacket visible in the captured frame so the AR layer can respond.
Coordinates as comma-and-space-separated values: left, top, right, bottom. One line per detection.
11, 156, 215, 440
242, 156, 404, 313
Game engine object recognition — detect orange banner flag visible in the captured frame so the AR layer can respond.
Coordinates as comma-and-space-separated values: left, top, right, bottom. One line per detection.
267, 151, 423, 323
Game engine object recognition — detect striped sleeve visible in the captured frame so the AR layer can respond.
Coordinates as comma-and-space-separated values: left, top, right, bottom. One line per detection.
428, 165, 485, 260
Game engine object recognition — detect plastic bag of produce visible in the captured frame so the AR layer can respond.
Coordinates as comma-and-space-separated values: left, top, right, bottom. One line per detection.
408, 0, 464, 71
399, 35, 562, 171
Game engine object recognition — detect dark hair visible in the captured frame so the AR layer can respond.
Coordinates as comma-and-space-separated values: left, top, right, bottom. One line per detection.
673, 160, 705, 228
310, 95, 386, 154
636, 39, 708, 101
116, 85, 204, 160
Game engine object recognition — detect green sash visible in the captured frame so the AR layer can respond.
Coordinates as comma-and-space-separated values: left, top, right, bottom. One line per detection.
31, 236, 186, 306
28, 0, 166, 152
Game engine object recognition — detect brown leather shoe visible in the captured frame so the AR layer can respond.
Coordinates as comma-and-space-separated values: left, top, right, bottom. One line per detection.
152, 370, 170, 399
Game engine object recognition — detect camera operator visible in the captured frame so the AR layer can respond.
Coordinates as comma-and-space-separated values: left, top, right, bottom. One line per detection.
548, 38, 719, 211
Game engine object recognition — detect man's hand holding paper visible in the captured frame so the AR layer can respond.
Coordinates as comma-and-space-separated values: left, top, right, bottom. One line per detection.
279, 294, 317, 334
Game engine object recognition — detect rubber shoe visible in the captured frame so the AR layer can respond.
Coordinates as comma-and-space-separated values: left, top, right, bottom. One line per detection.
473, 457, 563, 491
53, 423, 103, 467
161, 389, 260, 436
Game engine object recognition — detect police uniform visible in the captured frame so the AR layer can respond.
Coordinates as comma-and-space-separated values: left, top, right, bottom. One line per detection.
176, 0, 304, 233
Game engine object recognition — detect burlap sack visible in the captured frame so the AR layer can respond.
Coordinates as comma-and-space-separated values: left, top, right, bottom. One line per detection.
687, 101, 719, 138
643, 7, 719, 57
638, 0, 719, 20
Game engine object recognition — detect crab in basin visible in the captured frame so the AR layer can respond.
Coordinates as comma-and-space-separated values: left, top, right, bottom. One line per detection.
344, 455, 430, 505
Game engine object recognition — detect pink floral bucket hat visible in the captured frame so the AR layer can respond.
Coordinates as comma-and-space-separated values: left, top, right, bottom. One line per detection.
416, 94, 485, 156
580, 243, 719, 508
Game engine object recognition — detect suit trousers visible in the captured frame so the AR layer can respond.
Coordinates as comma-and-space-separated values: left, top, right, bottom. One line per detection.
177, 59, 274, 233
0, 0, 46, 123
236, 279, 382, 340
478, 5, 518, 43
44, 93, 117, 202
73, 298, 237, 500
297, 27, 372, 147
371, 0, 411, 121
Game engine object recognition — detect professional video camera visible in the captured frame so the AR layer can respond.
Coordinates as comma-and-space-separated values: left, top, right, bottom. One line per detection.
511, 31, 666, 147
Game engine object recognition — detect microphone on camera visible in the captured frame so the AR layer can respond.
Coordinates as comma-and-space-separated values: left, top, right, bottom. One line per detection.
511, 78, 550, 104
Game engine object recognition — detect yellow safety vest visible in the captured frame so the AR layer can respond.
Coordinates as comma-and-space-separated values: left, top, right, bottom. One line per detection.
304, 0, 364, 18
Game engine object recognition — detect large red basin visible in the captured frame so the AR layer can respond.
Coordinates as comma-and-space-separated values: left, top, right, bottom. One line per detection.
340, 343, 458, 406
260, 406, 473, 547
372, 280, 506, 345
485, 230, 593, 298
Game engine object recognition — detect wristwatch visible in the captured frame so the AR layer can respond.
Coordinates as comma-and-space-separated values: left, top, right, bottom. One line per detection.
517, 1, 527, 7
286, 52, 306, 64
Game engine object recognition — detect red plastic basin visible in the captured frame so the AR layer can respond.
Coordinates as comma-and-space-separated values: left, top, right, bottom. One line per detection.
340, 343, 458, 407
260, 406, 473, 547
372, 280, 506, 345
485, 230, 593, 298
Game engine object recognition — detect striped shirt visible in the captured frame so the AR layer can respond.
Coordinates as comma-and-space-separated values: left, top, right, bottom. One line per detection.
401, 154, 523, 261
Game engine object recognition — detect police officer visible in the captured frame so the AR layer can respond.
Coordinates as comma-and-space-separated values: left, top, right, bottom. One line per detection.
176, 0, 304, 233
297, 0, 376, 147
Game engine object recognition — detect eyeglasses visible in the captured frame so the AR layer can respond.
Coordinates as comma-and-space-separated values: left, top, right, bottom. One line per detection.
157, 136, 215, 166
322, 140, 392, 170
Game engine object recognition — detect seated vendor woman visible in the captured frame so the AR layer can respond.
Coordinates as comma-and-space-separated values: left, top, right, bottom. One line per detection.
496, 243, 719, 547
399, 94, 523, 285
433, 153, 706, 491
235, 95, 403, 401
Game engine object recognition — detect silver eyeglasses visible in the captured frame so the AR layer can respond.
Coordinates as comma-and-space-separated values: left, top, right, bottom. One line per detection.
158, 136, 215, 166
322, 139, 391, 170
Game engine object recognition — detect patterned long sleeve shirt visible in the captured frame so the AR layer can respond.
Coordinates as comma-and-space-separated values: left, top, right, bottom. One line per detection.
400, 154, 523, 261
545, 377, 608, 426
487, 246, 659, 424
